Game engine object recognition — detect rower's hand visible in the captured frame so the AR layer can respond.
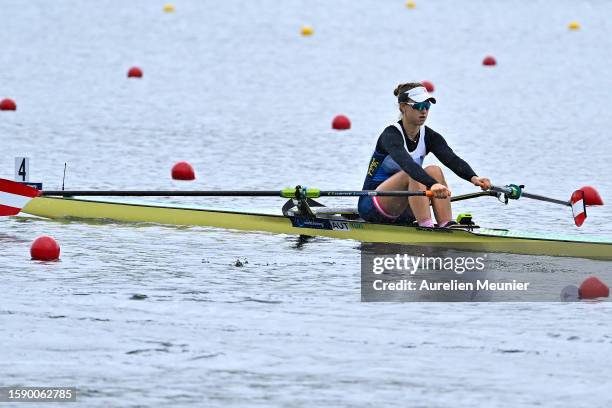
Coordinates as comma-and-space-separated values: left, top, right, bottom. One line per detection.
430, 183, 451, 199
471, 176, 491, 191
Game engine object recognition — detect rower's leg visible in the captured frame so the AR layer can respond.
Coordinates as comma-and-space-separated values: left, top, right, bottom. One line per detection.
406, 178, 433, 223
424, 165, 452, 225
375, 167, 452, 224
374, 171, 412, 216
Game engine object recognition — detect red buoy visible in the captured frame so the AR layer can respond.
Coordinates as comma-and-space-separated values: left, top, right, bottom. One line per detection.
30, 236, 61, 261
171, 161, 196, 180
579, 276, 610, 299
579, 186, 604, 206
332, 115, 351, 130
0, 98, 17, 111
127, 66, 143, 78
482, 56, 497, 66
421, 80, 435, 92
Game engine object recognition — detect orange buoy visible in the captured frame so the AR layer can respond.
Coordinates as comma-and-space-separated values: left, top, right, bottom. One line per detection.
31, 236, 61, 261
0, 98, 17, 111
332, 115, 351, 130
482, 56, 497, 66
579, 276, 610, 299
127, 66, 143, 78
421, 80, 434, 92
172, 161, 196, 180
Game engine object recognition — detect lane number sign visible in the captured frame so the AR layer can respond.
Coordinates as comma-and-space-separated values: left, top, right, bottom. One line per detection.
15, 157, 29, 182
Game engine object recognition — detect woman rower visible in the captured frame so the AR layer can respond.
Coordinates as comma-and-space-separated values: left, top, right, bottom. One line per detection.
358, 82, 491, 228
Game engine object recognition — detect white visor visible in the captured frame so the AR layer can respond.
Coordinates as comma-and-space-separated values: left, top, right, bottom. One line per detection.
399, 86, 436, 104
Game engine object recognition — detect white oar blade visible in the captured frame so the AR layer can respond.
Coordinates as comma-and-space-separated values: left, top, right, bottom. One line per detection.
0, 178, 40, 216
570, 190, 587, 227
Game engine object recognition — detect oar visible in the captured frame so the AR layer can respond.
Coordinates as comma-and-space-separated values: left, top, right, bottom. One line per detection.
0, 178, 433, 216
490, 185, 577, 206
454, 183, 604, 227
37, 188, 434, 198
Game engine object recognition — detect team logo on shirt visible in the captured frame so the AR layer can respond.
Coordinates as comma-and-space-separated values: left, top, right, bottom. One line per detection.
367, 157, 379, 176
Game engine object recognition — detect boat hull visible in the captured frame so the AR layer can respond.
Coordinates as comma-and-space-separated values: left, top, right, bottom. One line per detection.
21, 197, 612, 260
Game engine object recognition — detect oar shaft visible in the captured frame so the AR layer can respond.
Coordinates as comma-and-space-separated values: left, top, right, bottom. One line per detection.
491, 185, 570, 207
40, 189, 432, 198
41, 190, 282, 197
319, 190, 431, 197
520, 192, 569, 206
450, 191, 498, 203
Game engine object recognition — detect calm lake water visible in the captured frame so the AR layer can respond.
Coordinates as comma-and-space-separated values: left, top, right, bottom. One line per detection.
2, 0, 612, 406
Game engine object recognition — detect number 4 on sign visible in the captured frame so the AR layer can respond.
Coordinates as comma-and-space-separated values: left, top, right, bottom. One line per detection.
15, 157, 29, 182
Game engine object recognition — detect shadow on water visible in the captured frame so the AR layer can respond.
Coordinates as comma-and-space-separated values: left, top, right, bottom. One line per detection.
291, 235, 317, 249
0, 233, 30, 244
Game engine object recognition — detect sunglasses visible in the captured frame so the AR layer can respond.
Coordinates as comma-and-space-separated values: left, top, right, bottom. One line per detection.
406, 101, 431, 111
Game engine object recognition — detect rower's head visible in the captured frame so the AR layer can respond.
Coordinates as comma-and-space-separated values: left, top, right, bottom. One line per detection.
394, 82, 436, 126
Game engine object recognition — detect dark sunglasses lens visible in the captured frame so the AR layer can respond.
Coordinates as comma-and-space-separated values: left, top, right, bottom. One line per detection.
414, 101, 431, 111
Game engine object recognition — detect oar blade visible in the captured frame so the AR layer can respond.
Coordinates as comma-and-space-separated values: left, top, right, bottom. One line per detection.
570, 190, 587, 227
0, 178, 40, 216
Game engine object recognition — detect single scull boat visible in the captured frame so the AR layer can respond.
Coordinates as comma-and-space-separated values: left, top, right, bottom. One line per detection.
1, 180, 608, 260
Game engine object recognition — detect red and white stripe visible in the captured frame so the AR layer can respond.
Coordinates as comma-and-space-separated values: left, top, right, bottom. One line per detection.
0, 178, 40, 216
570, 190, 586, 227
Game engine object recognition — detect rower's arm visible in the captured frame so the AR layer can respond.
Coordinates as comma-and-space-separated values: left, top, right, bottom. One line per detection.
426, 130, 478, 183
380, 128, 439, 188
